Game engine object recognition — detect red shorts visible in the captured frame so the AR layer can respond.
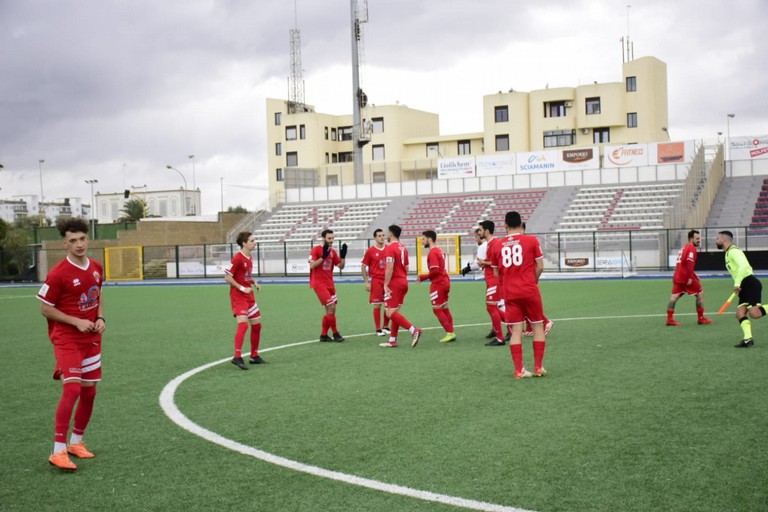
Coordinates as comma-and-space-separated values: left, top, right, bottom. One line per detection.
672, 279, 702, 296
314, 285, 338, 307
369, 279, 385, 305
485, 277, 501, 303
504, 293, 545, 325
429, 283, 450, 308
231, 293, 260, 319
53, 341, 102, 382
385, 279, 408, 309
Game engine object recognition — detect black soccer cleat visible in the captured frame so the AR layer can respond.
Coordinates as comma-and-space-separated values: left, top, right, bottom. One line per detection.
249, 356, 267, 364
735, 338, 754, 348
485, 329, 497, 339
332, 332, 345, 342
319, 335, 332, 342
231, 357, 249, 370
485, 339, 506, 346
504, 332, 511, 343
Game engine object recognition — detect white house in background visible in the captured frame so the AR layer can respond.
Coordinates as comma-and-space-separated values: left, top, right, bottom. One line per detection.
95, 188, 201, 223
0, 195, 89, 225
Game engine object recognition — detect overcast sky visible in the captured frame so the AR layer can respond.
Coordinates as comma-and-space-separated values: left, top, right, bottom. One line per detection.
0, 0, 765, 215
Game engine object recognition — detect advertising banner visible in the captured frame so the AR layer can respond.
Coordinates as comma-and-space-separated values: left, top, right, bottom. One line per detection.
603, 144, 649, 168
729, 136, 768, 160
560, 147, 599, 170
648, 140, 695, 165
437, 156, 475, 179
517, 150, 559, 173
476, 154, 516, 177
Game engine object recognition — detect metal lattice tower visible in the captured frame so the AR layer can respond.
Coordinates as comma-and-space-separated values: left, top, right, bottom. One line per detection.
288, 3, 305, 113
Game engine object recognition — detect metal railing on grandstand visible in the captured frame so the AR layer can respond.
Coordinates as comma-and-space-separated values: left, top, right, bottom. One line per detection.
21, 225, 768, 282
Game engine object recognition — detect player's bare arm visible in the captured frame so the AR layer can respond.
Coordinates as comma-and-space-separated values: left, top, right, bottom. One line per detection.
224, 274, 250, 293
40, 303, 95, 333
384, 259, 394, 293
535, 257, 544, 282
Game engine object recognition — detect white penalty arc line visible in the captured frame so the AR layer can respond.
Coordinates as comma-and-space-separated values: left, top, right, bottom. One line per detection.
158, 312, 685, 512
159, 335, 534, 512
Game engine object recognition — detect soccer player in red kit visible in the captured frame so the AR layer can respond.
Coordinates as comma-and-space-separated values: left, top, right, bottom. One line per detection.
493, 211, 548, 379
309, 229, 347, 342
224, 231, 265, 370
667, 229, 712, 326
418, 230, 455, 343
37, 218, 105, 471
361, 228, 390, 336
476, 220, 506, 346
379, 224, 422, 348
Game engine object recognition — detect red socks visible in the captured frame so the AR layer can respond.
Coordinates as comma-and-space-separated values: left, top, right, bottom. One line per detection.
510, 344, 524, 374
55, 382, 81, 444
487, 304, 503, 340
72, 385, 97, 437
667, 309, 675, 322
234, 322, 248, 358
250, 323, 262, 358
433, 308, 454, 332
533, 341, 546, 371
696, 307, 705, 321
373, 309, 381, 330
389, 312, 412, 331
322, 314, 338, 335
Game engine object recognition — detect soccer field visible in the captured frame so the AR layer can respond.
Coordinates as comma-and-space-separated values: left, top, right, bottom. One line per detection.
1, 277, 766, 512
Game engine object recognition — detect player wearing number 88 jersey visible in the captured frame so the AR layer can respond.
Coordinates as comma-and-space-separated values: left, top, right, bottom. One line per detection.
491, 211, 547, 378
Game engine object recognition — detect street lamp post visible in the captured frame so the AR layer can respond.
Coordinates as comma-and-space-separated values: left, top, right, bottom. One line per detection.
166, 165, 188, 215
85, 179, 98, 239
38, 159, 45, 225
188, 154, 196, 190
726, 113, 735, 162
220, 177, 224, 213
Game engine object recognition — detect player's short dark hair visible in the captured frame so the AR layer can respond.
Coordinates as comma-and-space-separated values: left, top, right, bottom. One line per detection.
373, 228, 383, 237
388, 224, 402, 239
422, 230, 437, 242
236, 231, 252, 248
320, 229, 334, 239
505, 211, 523, 228
479, 220, 495, 234
687, 229, 700, 240
56, 217, 89, 237
522, 222, 527, 231
718, 230, 734, 240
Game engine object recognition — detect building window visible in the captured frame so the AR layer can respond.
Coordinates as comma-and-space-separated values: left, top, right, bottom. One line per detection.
457, 140, 471, 155
274, 112, 282, 125
543, 129, 576, 148
275, 142, 282, 156
276, 168, 283, 181
544, 101, 566, 118
285, 126, 297, 140
426, 143, 439, 158
339, 152, 354, 162
372, 117, 384, 133
324, 127, 329, 140
372, 171, 386, 183
627, 112, 638, 128
494, 106, 509, 123
299, 124, 306, 140
331, 128, 337, 141
286, 152, 298, 167
425, 169, 437, 179
332, 153, 338, 163
586, 97, 601, 115
325, 153, 330, 164
593, 128, 610, 143
495, 135, 510, 151
327, 175, 339, 186
372, 144, 385, 161
626, 76, 637, 92
339, 126, 353, 141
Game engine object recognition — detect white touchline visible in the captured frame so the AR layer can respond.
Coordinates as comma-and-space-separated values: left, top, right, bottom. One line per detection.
159, 334, 535, 512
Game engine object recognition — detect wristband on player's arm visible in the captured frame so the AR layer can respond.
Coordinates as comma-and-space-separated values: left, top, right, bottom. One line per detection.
96, 316, 105, 323
240, 285, 249, 293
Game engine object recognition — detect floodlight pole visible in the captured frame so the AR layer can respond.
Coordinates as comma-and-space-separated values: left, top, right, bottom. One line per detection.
85, 179, 98, 238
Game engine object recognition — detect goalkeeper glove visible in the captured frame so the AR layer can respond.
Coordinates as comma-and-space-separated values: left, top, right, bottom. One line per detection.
322, 244, 331, 259
460, 262, 472, 276
339, 243, 348, 259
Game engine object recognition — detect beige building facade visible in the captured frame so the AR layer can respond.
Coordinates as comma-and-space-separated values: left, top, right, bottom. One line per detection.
266, 56, 668, 207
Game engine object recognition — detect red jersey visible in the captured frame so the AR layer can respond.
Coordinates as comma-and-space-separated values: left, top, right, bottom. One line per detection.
309, 244, 341, 289
361, 245, 387, 281
484, 236, 501, 282
673, 242, 698, 284
225, 251, 254, 293
422, 246, 450, 287
37, 257, 104, 344
384, 241, 409, 281
494, 233, 543, 300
